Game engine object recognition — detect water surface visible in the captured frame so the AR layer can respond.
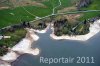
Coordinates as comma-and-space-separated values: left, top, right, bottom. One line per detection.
12, 28, 100, 66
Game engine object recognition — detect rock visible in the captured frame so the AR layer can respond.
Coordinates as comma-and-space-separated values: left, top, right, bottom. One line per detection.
77, 0, 92, 10
89, 16, 100, 23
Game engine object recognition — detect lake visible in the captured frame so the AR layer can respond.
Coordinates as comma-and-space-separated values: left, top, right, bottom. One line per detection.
11, 27, 100, 66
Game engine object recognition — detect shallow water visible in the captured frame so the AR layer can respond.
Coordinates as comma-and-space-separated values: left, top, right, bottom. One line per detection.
12, 28, 100, 66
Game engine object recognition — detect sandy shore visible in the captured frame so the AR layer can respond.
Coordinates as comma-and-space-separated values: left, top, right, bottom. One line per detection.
0, 28, 40, 65
0, 19, 100, 65
0, 24, 50, 66
50, 19, 100, 41
0, 36, 2, 40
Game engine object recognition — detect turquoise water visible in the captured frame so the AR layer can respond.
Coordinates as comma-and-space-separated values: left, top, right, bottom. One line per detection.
12, 28, 100, 66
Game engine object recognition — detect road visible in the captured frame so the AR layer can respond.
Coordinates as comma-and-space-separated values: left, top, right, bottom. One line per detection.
52, 0, 62, 15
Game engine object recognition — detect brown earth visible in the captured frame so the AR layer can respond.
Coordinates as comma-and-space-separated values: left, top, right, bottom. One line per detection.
0, 0, 47, 10
0, 7, 9, 10
58, 6, 77, 13
10, 0, 47, 8
64, 14, 83, 23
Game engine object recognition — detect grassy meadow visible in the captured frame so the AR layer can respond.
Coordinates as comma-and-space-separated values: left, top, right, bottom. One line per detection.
0, 0, 79, 29
0, 0, 99, 29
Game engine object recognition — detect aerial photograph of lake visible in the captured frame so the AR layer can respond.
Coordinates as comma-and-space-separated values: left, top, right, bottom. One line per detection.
0, 0, 100, 66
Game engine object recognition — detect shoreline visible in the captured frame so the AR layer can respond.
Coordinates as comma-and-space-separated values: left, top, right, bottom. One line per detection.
0, 24, 50, 66
0, 28, 40, 66
0, 19, 100, 65
50, 19, 100, 41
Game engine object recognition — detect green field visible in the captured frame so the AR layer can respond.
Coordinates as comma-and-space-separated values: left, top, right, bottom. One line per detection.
0, 28, 26, 56
0, 0, 78, 29
0, 0, 100, 29
0, 5, 52, 28
79, 0, 100, 20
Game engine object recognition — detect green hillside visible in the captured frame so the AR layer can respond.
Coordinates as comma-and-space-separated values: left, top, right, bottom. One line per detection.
0, 0, 100, 28
79, 0, 100, 20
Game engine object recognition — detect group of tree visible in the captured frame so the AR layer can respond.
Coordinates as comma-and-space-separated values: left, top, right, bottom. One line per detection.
36, 22, 47, 29
0, 44, 8, 56
53, 18, 90, 36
